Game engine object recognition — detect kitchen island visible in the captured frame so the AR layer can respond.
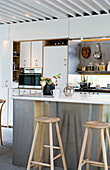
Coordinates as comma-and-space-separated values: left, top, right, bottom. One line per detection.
12, 94, 110, 170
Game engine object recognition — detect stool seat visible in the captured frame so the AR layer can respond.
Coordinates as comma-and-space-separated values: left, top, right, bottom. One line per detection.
35, 117, 60, 123
83, 121, 110, 129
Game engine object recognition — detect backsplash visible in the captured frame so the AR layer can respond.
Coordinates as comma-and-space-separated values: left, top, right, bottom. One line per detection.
68, 74, 110, 88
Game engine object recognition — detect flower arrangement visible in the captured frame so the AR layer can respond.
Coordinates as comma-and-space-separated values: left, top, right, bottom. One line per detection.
40, 73, 61, 87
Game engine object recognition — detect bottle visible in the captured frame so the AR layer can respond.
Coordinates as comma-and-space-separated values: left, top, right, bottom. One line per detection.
94, 63, 99, 71
99, 62, 106, 71
107, 61, 110, 71
87, 62, 94, 71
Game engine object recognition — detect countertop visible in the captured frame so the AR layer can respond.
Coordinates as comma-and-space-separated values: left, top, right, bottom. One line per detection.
12, 93, 110, 105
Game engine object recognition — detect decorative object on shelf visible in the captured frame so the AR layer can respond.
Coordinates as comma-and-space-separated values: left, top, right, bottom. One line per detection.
94, 63, 99, 71
93, 43, 102, 59
82, 46, 91, 58
107, 61, 110, 71
63, 83, 74, 96
40, 73, 61, 95
87, 62, 94, 71
99, 62, 106, 71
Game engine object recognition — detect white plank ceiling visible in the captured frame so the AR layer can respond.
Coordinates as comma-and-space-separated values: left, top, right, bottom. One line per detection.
0, 0, 110, 24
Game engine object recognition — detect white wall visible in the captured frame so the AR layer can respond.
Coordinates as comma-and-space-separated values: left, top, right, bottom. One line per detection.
69, 14, 110, 39
10, 19, 69, 41
0, 25, 10, 41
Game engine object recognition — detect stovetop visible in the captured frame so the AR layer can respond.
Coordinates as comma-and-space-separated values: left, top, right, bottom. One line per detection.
74, 87, 110, 93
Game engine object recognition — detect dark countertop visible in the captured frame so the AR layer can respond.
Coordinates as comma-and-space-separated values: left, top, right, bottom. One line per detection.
75, 88, 110, 93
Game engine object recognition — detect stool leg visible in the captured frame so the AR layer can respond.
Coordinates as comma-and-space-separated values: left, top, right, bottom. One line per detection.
0, 125, 3, 145
56, 122, 67, 170
49, 123, 54, 170
86, 128, 93, 170
39, 123, 46, 170
105, 128, 110, 151
27, 122, 39, 170
100, 129, 108, 170
78, 127, 88, 170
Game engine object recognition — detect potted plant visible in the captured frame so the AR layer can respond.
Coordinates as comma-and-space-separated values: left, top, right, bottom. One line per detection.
40, 73, 61, 95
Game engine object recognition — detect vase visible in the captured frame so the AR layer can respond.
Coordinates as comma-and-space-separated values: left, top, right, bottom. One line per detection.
43, 84, 55, 95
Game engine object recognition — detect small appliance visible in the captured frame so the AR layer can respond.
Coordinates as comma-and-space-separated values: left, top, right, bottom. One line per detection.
19, 68, 42, 88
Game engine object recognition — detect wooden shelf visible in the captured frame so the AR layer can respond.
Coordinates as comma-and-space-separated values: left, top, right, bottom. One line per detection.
13, 70, 19, 71
76, 71, 110, 75
13, 56, 19, 58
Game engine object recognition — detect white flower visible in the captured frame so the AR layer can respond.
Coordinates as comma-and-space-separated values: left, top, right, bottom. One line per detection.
51, 78, 56, 84
42, 81, 46, 87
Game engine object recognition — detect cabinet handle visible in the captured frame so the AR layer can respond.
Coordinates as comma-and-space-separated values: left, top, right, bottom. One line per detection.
24, 60, 26, 66
5, 80, 8, 87
64, 59, 66, 66
12, 90, 15, 96
35, 60, 37, 66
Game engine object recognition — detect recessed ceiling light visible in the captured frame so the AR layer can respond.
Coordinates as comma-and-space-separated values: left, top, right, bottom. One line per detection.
11, 16, 16, 19
36, 0, 41, 4
25, 14, 30, 17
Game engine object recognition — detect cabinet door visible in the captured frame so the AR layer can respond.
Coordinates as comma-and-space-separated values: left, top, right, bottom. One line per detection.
44, 46, 68, 92
32, 41, 42, 67
20, 42, 30, 67
2, 41, 13, 88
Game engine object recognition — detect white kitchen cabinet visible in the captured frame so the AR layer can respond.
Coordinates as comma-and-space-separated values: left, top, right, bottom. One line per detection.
43, 46, 68, 92
20, 42, 31, 68
32, 41, 42, 67
2, 41, 13, 88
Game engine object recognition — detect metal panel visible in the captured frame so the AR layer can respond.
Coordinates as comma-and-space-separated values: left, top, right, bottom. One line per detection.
12, 99, 34, 167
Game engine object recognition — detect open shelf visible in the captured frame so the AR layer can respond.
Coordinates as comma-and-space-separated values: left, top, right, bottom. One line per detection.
76, 71, 110, 75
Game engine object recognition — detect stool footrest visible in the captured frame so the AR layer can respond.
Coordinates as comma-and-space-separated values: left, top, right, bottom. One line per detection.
43, 145, 60, 149
53, 153, 62, 160
83, 159, 110, 168
31, 161, 51, 167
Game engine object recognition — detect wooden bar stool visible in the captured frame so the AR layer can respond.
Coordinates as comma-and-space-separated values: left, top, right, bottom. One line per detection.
27, 117, 67, 170
0, 100, 6, 145
78, 121, 110, 170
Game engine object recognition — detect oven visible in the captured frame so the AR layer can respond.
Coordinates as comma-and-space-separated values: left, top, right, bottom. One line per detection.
19, 68, 42, 88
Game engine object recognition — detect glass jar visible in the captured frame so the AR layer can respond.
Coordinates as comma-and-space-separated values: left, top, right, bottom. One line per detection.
107, 61, 110, 71
87, 62, 94, 71
94, 63, 99, 71
99, 62, 106, 71
63, 83, 74, 96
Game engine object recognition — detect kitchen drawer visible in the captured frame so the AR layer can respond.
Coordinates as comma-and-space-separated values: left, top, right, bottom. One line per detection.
20, 89, 31, 95
12, 89, 20, 96
31, 90, 42, 94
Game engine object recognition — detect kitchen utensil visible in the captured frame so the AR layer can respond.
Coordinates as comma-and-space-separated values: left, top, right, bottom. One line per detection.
63, 84, 74, 96
93, 43, 101, 59
82, 46, 91, 58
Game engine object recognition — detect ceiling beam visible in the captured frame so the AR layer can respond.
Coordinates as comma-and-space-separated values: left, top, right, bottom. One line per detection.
92, 0, 109, 14
17, 0, 53, 19
0, 13, 19, 23
56, 0, 83, 16
45, 0, 75, 17
80, 0, 100, 14
0, 2, 33, 21
104, 0, 110, 6
68, 0, 91, 15
0, 8, 31, 22
0, 0, 42, 20
35, 0, 68, 18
